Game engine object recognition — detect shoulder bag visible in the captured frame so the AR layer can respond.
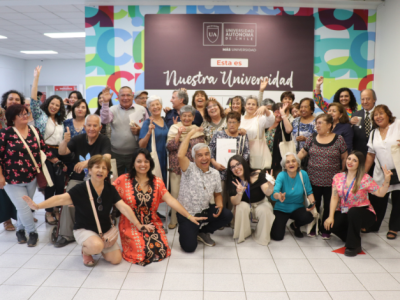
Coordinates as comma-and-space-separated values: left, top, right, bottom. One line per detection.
86, 180, 119, 248
372, 129, 400, 185
13, 126, 53, 188
298, 171, 319, 234
150, 129, 163, 180
279, 122, 296, 157
248, 118, 271, 169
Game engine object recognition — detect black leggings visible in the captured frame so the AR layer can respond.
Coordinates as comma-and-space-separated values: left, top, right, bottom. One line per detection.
271, 207, 314, 241
369, 190, 400, 232
312, 185, 332, 234
44, 149, 65, 213
331, 207, 376, 249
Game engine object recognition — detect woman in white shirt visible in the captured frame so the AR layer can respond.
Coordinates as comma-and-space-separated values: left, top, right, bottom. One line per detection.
30, 66, 66, 225
240, 95, 275, 169
365, 105, 400, 240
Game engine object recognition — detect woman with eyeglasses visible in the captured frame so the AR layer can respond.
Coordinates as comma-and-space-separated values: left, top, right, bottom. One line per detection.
0, 104, 54, 247
209, 111, 250, 209
22, 155, 139, 266
0, 89, 26, 232
201, 99, 227, 145
224, 155, 275, 245
30, 66, 67, 225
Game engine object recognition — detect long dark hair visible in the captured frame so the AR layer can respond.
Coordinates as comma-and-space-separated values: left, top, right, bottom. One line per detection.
333, 88, 357, 112
223, 155, 253, 205
128, 148, 155, 186
1, 90, 25, 109
66, 91, 83, 115
94, 91, 113, 116
344, 150, 365, 193
40, 95, 65, 124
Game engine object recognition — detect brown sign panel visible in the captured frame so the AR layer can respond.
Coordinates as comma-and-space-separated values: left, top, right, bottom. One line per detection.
144, 14, 314, 91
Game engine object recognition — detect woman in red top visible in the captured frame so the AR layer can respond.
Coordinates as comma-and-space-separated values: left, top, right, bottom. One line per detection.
325, 151, 392, 256
113, 148, 204, 266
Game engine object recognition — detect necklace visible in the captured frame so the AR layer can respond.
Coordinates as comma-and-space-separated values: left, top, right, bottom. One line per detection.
289, 175, 296, 190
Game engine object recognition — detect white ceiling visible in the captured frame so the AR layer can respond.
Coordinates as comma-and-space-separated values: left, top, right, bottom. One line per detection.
0, 0, 383, 60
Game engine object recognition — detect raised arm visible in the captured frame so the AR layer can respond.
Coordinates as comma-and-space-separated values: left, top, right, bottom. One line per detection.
372, 166, 392, 197
280, 103, 293, 133
258, 77, 268, 106
100, 86, 114, 124
177, 127, 202, 172
30, 66, 42, 100
313, 76, 329, 113
59, 127, 71, 155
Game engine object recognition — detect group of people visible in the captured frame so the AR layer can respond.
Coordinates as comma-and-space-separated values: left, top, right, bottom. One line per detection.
0, 67, 397, 270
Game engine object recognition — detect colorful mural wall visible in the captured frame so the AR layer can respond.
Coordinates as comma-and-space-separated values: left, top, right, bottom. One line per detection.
85, 6, 376, 110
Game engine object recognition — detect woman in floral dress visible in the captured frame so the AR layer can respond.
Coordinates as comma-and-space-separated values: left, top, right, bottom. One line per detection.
113, 148, 204, 266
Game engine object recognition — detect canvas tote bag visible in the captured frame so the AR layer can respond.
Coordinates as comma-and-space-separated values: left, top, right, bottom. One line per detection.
150, 129, 163, 180
279, 122, 296, 157
248, 118, 272, 169
299, 171, 319, 234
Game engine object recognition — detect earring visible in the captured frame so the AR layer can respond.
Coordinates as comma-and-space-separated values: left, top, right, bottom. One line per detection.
57, 112, 60, 116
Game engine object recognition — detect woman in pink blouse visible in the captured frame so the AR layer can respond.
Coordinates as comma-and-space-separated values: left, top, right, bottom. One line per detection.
324, 151, 392, 257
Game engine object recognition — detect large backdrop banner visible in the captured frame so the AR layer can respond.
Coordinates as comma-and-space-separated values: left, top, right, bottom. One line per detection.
85, 6, 376, 108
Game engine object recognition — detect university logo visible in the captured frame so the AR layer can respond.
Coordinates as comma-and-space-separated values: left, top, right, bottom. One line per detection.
206, 25, 219, 43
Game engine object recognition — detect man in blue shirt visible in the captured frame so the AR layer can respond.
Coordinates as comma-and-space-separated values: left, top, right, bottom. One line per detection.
165, 89, 203, 128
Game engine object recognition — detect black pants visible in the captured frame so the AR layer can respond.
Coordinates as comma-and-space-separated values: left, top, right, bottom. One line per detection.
312, 185, 332, 234
271, 207, 314, 241
177, 205, 233, 253
44, 151, 65, 213
369, 190, 400, 232
331, 207, 376, 249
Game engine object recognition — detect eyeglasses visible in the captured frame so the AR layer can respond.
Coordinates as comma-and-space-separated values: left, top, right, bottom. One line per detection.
207, 104, 218, 110
18, 112, 31, 118
230, 162, 242, 171
137, 96, 149, 100
227, 121, 239, 125
97, 196, 103, 211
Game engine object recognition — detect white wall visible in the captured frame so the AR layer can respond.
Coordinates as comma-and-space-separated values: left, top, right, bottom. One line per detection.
0, 55, 25, 96
24, 59, 85, 97
374, 0, 400, 117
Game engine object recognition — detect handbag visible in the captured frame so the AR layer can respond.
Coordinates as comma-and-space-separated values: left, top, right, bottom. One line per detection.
279, 122, 296, 157
150, 129, 163, 180
372, 129, 400, 185
248, 118, 271, 169
298, 171, 319, 234
86, 180, 119, 248
13, 126, 53, 188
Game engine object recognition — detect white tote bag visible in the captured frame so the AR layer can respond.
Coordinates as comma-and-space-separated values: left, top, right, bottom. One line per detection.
298, 171, 319, 234
150, 129, 163, 180
248, 118, 272, 169
279, 122, 296, 157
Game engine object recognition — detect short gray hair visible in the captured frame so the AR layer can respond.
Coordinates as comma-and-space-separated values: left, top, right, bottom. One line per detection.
261, 98, 275, 107
281, 152, 301, 171
146, 95, 162, 110
192, 143, 210, 158
245, 95, 259, 106
180, 105, 196, 117
177, 90, 189, 105
85, 114, 101, 126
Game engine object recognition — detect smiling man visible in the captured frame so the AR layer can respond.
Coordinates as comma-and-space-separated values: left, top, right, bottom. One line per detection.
100, 86, 148, 176
55, 114, 112, 248
176, 127, 233, 252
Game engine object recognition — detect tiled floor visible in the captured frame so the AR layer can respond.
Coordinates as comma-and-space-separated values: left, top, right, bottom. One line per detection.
1, 193, 400, 300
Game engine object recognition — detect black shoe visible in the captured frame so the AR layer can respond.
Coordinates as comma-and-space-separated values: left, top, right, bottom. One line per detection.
27, 232, 39, 247
16, 230, 27, 244
290, 222, 304, 238
54, 236, 75, 248
157, 212, 166, 220
345, 246, 362, 257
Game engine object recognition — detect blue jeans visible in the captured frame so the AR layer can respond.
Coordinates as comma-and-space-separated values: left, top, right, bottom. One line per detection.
4, 179, 37, 233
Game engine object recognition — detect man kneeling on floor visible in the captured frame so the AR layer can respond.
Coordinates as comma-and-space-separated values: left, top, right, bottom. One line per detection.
176, 127, 233, 252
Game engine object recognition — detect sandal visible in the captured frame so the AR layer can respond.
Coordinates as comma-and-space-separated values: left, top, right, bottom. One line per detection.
82, 250, 95, 267
387, 231, 397, 240
3, 220, 15, 231
45, 212, 57, 225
